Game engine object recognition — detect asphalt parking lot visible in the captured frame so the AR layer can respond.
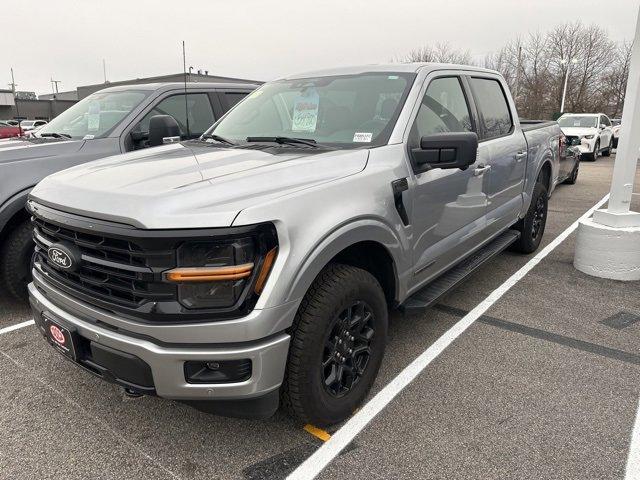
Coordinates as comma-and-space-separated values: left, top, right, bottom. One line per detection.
1, 155, 639, 480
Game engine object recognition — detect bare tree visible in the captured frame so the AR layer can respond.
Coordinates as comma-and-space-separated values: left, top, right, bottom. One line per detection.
401, 43, 473, 65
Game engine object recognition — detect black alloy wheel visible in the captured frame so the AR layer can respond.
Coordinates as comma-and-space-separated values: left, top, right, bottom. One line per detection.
322, 301, 375, 398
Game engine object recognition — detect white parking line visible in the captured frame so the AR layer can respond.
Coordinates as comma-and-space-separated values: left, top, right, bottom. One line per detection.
626, 397, 640, 480
288, 193, 610, 480
0, 319, 34, 335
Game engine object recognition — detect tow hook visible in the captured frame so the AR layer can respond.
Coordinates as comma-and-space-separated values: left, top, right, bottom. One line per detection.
123, 387, 144, 398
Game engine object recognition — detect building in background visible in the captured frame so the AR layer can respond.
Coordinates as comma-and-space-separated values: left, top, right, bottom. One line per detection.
1, 72, 260, 121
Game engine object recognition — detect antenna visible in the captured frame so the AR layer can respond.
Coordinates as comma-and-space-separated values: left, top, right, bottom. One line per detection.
103, 59, 107, 83
182, 41, 190, 138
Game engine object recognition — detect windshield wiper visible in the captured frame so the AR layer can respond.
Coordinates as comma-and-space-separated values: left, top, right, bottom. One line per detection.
200, 133, 236, 146
246, 136, 319, 148
39, 132, 72, 139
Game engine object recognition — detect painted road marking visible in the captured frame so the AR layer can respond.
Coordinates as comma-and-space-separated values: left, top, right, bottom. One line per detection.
304, 425, 332, 442
0, 319, 34, 335
287, 194, 611, 480
626, 397, 640, 480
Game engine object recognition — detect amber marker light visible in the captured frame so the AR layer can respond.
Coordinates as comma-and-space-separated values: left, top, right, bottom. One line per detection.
165, 263, 254, 283
254, 247, 278, 294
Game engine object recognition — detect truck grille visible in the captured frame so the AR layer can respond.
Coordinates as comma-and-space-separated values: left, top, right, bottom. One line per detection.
32, 216, 176, 308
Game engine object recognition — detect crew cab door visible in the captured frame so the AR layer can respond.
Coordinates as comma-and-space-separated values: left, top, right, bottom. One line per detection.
407, 73, 490, 288
467, 75, 526, 235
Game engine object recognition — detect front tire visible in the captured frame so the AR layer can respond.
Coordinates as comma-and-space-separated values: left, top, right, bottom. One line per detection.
511, 181, 548, 254
0, 221, 34, 300
281, 263, 388, 426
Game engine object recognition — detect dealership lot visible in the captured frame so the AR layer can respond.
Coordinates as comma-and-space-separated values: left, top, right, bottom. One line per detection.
1, 156, 639, 479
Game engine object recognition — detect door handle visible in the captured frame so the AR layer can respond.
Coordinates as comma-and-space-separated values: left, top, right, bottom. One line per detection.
473, 165, 491, 176
515, 151, 527, 161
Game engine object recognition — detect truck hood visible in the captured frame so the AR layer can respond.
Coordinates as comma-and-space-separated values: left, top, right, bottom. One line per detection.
560, 127, 598, 137
0, 137, 83, 164
30, 142, 369, 229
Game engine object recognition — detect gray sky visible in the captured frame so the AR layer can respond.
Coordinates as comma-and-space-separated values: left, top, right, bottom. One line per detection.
3, 0, 639, 95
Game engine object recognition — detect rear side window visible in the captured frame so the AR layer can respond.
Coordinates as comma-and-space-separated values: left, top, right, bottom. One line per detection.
412, 77, 473, 139
470, 78, 513, 139
221, 92, 250, 110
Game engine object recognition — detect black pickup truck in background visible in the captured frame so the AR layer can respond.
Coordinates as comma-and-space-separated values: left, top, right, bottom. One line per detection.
0, 82, 257, 299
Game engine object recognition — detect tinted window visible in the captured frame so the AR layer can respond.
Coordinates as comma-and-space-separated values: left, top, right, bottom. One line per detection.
470, 78, 512, 139
412, 77, 472, 138
222, 92, 249, 109
137, 93, 215, 138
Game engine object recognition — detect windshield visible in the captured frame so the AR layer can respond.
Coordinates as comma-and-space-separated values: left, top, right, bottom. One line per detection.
558, 116, 598, 128
37, 89, 151, 139
208, 72, 415, 148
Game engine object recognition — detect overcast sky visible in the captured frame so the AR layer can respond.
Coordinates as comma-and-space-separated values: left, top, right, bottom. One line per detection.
3, 0, 639, 95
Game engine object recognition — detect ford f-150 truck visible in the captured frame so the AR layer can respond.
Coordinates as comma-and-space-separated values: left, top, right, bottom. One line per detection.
0, 82, 257, 299
27, 64, 577, 426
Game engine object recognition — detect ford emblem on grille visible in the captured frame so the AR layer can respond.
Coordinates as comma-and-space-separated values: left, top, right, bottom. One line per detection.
47, 244, 78, 271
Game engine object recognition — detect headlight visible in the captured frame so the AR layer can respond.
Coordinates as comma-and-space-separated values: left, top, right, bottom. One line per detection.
583, 134, 595, 140
163, 225, 278, 310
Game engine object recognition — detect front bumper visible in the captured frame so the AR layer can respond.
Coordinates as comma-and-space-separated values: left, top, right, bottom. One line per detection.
29, 279, 291, 402
577, 137, 597, 154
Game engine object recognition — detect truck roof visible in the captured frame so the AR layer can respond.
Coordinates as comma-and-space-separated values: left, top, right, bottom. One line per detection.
94, 82, 261, 94
283, 63, 499, 80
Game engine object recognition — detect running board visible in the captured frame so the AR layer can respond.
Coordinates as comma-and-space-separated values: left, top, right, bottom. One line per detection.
401, 230, 521, 312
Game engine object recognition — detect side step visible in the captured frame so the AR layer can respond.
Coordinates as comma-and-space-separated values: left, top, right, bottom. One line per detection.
401, 230, 520, 312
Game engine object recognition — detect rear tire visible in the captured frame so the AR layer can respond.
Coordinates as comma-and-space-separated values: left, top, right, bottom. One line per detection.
563, 159, 579, 185
0, 221, 34, 300
511, 181, 548, 254
281, 263, 388, 426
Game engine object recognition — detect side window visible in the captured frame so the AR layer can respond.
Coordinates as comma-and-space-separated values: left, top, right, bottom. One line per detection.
221, 92, 249, 110
601, 115, 610, 127
136, 93, 215, 138
470, 77, 513, 139
412, 77, 473, 139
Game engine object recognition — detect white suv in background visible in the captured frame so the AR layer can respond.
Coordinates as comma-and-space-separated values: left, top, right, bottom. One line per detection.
558, 113, 614, 161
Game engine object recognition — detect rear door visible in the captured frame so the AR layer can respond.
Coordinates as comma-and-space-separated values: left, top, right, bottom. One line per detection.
468, 75, 526, 236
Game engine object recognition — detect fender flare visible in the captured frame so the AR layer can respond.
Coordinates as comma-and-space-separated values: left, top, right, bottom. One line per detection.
281, 217, 407, 305
0, 186, 33, 239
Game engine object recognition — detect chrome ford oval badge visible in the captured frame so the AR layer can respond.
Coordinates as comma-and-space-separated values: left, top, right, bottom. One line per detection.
47, 245, 74, 270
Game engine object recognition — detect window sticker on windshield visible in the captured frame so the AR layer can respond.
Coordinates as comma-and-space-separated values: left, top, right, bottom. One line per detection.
83, 134, 95, 140
573, 121, 581, 127
353, 132, 373, 143
87, 101, 100, 132
291, 88, 320, 132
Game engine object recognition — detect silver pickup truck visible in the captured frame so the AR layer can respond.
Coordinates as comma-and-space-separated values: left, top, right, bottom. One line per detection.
27, 64, 578, 426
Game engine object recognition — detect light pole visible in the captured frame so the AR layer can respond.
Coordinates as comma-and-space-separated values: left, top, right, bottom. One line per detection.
560, 57, 578, 114
574, 5, 640, 281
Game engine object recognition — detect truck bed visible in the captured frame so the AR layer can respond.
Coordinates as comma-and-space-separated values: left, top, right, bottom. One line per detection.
520, 119, 558, 132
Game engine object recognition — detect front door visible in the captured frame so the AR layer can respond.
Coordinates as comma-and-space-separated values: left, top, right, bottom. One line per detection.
407, 74, 490, 290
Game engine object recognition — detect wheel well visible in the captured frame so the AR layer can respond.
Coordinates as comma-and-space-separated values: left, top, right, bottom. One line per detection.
0, 208, 30, 244
539, 161, 552, 192
332, 241, 397, 306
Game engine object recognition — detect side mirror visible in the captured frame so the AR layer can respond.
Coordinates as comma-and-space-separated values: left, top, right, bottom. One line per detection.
412, 132, 478, 171
148, 115, 181, 147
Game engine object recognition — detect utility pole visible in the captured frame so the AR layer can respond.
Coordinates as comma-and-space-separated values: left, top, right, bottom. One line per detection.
560, 58, 577, 114
103, 59, 107, 83
574, 4, 640, 281
9, 68, 20, 119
